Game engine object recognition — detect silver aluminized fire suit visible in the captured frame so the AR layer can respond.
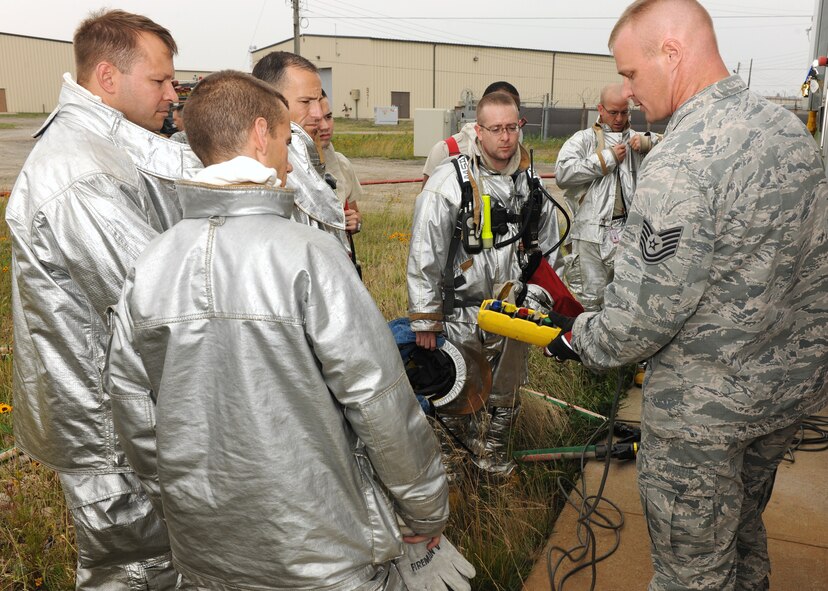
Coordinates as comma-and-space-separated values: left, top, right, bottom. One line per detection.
555, 120, 655, 311
105, 178, 449, 590
6, 74, 201, 589
408, 143, 563, 473
287, 122, 350, 253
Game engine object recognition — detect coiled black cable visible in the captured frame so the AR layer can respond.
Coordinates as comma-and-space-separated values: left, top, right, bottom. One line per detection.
546, 368, 626, 591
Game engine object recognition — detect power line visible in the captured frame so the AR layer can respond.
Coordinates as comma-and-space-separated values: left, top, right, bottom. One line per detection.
307, 15, 812, 20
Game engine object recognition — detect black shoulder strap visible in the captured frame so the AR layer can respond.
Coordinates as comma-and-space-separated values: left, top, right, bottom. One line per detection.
442, 155, 473, 316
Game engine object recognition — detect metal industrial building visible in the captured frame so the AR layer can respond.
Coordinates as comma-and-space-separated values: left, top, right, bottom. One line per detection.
252, 34, 621, 119
0, 32, 211, 113
0, 33, 75, 113
3, 29, 620, 119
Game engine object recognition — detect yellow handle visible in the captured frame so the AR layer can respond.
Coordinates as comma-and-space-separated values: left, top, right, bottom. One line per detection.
477, 299, 561, 347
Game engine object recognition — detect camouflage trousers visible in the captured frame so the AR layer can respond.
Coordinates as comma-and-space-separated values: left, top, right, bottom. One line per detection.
637, 421, 799, 591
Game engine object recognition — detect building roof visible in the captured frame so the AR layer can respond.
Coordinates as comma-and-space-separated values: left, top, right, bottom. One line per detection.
253, 33, 612, 59
0, 31, 72, 44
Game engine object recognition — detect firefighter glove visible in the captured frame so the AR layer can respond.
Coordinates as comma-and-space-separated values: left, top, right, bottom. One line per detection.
396, 535, 475, 591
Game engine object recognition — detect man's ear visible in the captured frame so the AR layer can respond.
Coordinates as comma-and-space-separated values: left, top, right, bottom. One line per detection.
94, 62, 118, 96
662, 38, 683, 70
475, 124, 483, 142
251, 117, 270, 164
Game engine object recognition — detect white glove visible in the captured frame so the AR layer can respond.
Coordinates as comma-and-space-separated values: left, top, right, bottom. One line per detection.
395, 535, 476, 591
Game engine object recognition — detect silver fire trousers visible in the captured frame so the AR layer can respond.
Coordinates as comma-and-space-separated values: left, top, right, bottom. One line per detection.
58, 472, 175, 591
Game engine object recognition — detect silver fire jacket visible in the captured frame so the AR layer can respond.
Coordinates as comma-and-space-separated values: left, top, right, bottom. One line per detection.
287, 122, 350, 252
408, 147, 563, 407
6, 74, 201, 472
408, 145, 563, 335
555, 120, 653, 244
106, 181, 449, 590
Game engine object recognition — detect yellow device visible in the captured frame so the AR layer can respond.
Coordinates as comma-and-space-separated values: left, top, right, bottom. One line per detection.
480, 194, 493, 249
477, 299, 561, 347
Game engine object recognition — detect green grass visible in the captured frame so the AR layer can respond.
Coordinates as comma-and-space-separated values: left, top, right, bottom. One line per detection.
333, 117, 413, 132
335, 133, 416, 160
333, 130, 567, 163
0, 123, 16, 130
0, 162, 621, 589
523, 137, 566, 165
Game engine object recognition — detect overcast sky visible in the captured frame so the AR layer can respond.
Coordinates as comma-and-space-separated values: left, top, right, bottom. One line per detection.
1, 0, 818, 97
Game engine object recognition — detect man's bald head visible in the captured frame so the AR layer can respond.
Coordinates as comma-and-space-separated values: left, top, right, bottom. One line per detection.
600, 83, 626, 107
609, 0, 717, 54
598, 83, 631, 132
608, 0, 729, 122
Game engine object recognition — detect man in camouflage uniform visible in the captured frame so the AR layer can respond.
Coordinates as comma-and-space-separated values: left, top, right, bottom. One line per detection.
544, 1, 828, 589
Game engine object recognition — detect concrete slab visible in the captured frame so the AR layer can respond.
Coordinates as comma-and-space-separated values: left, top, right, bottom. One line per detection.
522, 461, 653, 591
523, 396, 828, 591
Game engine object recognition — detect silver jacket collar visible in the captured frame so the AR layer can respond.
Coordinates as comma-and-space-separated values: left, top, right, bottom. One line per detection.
286, 122, 347, 233
177, 180, 295, 219
39, 74, 202, 182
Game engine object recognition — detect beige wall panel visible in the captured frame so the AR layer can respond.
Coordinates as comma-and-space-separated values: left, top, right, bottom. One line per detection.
252, 36, 620, 116
551, 53, 621, 108
0, 34, 74, 113
435, 45, 556, 108
370, 39, 432, 116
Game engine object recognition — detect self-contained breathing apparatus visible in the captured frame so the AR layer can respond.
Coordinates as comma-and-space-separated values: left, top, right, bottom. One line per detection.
441, 150, 571, 316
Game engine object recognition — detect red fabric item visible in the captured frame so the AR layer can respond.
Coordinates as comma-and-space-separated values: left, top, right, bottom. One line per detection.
445, 136, 461, 157
528, 257, 585, 317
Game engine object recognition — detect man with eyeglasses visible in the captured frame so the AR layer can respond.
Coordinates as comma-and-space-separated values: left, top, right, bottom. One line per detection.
421, 81, 523, 187
555, 83, 657, 313
408, 91, 563, 477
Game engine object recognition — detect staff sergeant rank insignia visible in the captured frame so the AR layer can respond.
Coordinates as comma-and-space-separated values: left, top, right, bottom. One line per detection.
640, 218, 683, 264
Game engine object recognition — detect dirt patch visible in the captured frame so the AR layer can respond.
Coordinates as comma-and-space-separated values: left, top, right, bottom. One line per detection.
0, 115, 46, 191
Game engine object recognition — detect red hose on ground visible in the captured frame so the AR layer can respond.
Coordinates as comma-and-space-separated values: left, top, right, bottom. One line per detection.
359, 173, 555, 186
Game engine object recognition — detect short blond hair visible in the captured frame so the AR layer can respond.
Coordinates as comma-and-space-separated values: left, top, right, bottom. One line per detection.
74, 9, 177, 85
184, 71, 289, 166
476, 91, 518, 121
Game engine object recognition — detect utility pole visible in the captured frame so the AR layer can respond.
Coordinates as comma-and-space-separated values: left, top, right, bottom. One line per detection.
292, 0, 301, 55
747, 58, 753, 88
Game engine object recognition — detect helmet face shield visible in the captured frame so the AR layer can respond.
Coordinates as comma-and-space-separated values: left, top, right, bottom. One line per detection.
405, 340, 491, 416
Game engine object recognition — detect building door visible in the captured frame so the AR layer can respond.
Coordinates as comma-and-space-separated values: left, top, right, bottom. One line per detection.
391, 91, 410, 119
0, 89, 6, 113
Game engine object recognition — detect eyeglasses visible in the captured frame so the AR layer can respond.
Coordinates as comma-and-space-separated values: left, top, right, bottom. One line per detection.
602, 108, 630, 118
479, 123, 520, 135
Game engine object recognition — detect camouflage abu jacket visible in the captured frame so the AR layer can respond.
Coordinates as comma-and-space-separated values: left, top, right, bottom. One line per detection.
572, 75, 828, 442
